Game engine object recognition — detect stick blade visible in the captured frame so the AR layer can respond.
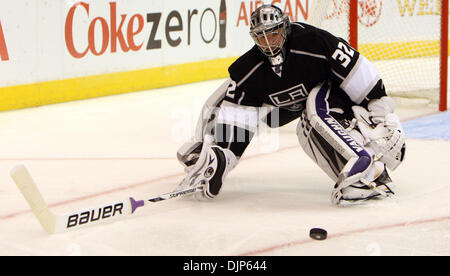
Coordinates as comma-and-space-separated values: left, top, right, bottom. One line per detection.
10, 164, 56, 234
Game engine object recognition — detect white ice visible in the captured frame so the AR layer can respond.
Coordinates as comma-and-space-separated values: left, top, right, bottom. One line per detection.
0, 78, 449, 256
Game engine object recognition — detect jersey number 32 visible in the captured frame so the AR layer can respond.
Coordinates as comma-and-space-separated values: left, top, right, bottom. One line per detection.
332, 42, 355, 68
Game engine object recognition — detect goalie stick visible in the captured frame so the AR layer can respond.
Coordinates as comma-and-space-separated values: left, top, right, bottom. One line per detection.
10, 164, 203, 234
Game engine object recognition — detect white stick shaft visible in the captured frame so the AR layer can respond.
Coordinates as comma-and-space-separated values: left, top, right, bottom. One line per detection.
10, 165, 56, 234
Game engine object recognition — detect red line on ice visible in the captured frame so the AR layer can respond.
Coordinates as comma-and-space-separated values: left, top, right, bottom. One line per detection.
0, 157, 175, 161
238, 215, 450, 256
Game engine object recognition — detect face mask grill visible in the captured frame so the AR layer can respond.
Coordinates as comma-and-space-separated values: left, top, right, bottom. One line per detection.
250, 25, 286, 57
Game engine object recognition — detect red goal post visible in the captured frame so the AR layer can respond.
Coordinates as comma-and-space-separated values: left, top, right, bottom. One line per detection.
440, 0, 448, 111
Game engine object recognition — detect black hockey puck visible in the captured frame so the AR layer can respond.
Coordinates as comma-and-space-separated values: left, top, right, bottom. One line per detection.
309, 228, 327, 240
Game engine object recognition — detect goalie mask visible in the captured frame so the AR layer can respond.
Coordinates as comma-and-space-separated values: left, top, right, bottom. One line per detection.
250, 5, 290, 71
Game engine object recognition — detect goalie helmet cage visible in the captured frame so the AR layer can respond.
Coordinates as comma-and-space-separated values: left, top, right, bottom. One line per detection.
308, 0, 448, 111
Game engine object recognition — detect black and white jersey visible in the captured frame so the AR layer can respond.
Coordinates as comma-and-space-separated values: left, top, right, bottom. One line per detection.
216, 22, 386, 157
224, 22, 383, 110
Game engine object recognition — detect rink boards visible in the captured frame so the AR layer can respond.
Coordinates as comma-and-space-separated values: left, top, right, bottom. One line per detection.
0, 0, 446, 111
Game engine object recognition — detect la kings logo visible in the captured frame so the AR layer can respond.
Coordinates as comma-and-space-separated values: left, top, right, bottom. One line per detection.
269, 83, 309, 111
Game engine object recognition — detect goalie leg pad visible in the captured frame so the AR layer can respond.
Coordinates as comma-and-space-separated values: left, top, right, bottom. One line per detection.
297, 82, 394, 205
176, 79, 232, 171
332, 159, 394, 205
297, 82, 373, 181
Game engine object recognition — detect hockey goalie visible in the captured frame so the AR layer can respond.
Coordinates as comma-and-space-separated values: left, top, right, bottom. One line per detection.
176, 5, 406, 206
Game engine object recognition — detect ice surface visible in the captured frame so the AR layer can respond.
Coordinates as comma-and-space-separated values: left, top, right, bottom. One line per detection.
403, 111, 450, 140
0, 79, 449, 256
